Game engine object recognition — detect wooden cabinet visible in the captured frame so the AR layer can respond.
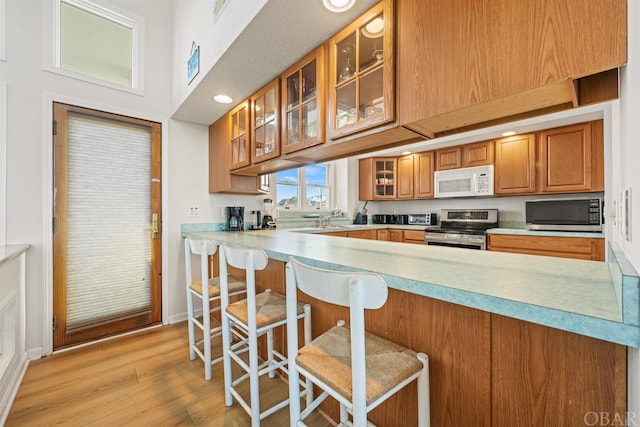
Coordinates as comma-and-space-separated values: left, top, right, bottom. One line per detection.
389, 229, 403, 242
463, 140, 494, 167
414, 151, 435, 198
281, 46, 326, 154
229, 101, 251, 170
540, 121, 603, 193
435, 147, 461, 170
347, 229, 374, 239
495, 121, 604, 196
360, 151, 434, 201
494, 133, 537, 195
396, 154, 414, 199
397, 0, 626, 137
321, 231, 348, 237
436, 140, 494, 171
358, 157, 397, 200
250, 79, 280, 164
403, 229, 425, 244
327, 0, 395, 140
487, 234, 605, 261
209, 116, 260, 194
376, 229, 389, 241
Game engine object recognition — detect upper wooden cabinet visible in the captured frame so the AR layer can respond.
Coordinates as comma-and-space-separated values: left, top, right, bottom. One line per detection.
360, 151, 434, 201
397, 0, 626, 136
251, 79, 280, 164
281, 46, 326, 154
435, 147, 461, 171
327, 0, 395, 140
396, 154, 414, 199
229, 101, 251, 170
495, 120, 604, 196
494, 133, 537, 195
539, 122, 603, 193
414, 151, 435, 198
209, 115, 260, 194
359, 157, 397, 200
436, 140, 494, 170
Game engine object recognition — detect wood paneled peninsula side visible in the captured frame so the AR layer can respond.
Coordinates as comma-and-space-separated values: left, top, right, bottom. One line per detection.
184, 228, 637, 426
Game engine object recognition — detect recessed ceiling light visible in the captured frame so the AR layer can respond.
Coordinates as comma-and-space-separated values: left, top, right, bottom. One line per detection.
402, 151, 412, 155
323, 0, 356, 13
213, 94, 233, 104
501, 131, 516, 137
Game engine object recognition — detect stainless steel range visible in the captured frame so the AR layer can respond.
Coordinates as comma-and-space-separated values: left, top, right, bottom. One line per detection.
424, 209, 498, 250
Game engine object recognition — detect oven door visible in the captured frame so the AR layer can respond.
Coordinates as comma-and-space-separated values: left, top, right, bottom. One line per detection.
424, 233, 486, 250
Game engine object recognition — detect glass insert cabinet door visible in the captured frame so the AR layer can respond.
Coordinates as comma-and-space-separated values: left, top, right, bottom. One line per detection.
229, 101, 250, 170
328, 0, 394, 140
374, 158, 397, 199
251, 78, 280, 163
281, 45, 326, 154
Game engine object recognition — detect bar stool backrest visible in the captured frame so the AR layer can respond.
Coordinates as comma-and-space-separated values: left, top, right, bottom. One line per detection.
221, 246, 269, 272
288, 257, 388, 309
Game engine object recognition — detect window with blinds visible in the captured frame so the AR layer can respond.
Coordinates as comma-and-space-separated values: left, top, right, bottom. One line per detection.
65, 112, 151, 331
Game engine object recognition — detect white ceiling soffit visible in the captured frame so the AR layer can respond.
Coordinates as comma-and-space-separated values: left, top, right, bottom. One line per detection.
171, 0, 378, 126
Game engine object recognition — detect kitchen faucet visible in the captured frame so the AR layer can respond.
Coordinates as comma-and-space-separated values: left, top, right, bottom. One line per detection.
317, 209, 343, 227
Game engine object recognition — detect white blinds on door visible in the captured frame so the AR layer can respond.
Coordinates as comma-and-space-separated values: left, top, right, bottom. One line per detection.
66, 112, 151, 331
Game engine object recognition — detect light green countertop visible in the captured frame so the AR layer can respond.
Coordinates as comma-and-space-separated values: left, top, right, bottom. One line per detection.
184, 227, 639, 347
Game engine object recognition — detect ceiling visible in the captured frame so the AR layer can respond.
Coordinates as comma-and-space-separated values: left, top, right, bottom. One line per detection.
171, 0, 379, 126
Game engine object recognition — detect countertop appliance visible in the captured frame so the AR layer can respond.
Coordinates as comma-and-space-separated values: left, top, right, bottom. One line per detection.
434, 165, 494, 198
226, 206, 244, 231
261, 198, 276, 229
372, 214, 395, 224
525, 197, 603, 232
408, 213, 437, 226
424, 208, 498, 250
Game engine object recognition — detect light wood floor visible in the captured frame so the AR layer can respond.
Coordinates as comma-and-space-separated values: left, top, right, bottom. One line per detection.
6, 322, 334, 426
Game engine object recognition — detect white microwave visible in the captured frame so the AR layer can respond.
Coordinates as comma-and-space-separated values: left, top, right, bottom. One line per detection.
434, 165, 494, 198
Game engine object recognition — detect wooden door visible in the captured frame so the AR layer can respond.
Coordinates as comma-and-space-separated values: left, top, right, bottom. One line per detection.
396, 154, 414, 199
462, 140, 494, 167
540, 122, 592, 193
53, 102, 162, 349
494, 133, 537, 195
414, 151, 434, 198
435, 146, 461, 170
229, 101, 251, 169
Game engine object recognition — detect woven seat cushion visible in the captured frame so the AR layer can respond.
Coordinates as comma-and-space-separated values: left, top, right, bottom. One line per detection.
296, 323, 423, 405
226, 290, 305, 328
189, 274, 246, 298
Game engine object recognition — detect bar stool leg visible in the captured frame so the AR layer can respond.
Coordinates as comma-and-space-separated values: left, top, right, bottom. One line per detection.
249, 324, 261, 427
267, 329, 276, 379
417, 353, 431, 427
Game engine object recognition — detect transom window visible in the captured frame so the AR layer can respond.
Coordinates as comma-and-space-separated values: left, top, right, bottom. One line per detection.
51, 0, 143, 91
274, 164, 332, 210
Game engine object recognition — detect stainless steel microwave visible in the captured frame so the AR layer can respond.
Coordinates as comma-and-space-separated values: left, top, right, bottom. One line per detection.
525, 197, 603, 232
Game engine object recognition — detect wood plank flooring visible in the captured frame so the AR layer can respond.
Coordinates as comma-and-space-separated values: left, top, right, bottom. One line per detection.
6, 322, 334, 426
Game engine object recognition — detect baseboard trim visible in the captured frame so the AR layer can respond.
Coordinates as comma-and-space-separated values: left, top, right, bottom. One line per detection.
0, 353, 29, 426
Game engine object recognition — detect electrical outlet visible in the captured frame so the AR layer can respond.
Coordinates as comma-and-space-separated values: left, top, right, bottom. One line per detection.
188, 206, 200, 217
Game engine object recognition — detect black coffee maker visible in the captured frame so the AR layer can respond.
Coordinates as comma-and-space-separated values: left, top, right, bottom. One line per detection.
226, 206, 244, 231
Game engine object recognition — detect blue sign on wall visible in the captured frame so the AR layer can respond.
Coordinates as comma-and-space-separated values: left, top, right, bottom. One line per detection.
187, 45, 200, 84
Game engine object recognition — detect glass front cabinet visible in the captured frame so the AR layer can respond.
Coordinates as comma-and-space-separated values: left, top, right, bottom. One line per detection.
374, 158, 397, 199
327, 0, 394, 140
251, 79, 280, 163
281, 46, 326, 154
229, 100, 250, 170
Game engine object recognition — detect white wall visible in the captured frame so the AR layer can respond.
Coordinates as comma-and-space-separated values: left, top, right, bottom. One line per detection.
1, 0, 173, 356
170, 0, 266, 113
618, 1, 640, 422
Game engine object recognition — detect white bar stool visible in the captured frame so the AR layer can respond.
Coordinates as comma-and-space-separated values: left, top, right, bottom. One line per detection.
219, 245, 312, 426
285, 256, 430, 427
184, 237, 246, 380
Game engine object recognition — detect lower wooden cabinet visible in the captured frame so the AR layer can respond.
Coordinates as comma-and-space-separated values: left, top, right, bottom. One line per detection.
487, 233, 605, 261
376, 229, 389, 241
403, 229, 425, 244
389, 229, 403, 242
346, 229, 374, 239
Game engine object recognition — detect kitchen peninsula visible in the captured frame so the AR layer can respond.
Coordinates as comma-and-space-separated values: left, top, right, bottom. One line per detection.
184, 226, 637, 426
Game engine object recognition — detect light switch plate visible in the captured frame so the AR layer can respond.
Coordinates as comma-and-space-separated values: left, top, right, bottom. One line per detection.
624, 188, 632, 242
